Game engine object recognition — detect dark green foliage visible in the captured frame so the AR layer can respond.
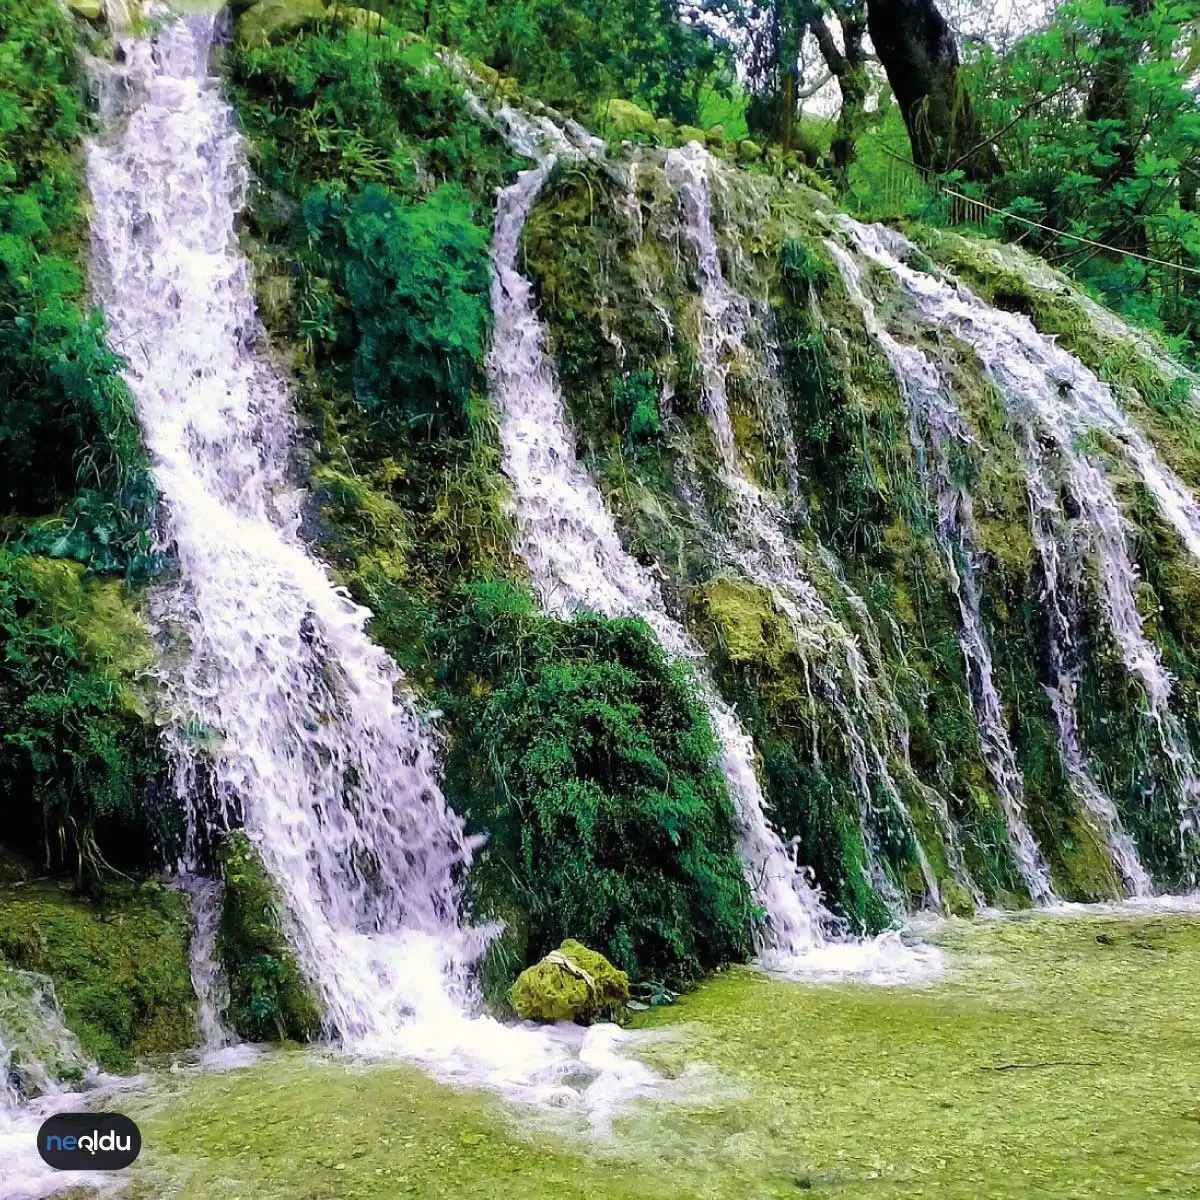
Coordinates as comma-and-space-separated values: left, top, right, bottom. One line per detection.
216, 832, 322, 1043
437, 581, 753, 988
362, 0, 735, 124
302, 183, 491, 439
0, 552, 169, 877
0, 0, 154, 573
0, 874, 196, 1071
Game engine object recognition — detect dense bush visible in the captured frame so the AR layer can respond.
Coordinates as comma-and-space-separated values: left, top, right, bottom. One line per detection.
437, 581, 753, 988
216, 832, 322, 1043
0, 0, 154, 572
0, 553, 169, 876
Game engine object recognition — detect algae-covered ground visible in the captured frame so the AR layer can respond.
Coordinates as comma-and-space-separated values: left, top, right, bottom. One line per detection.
113, 910, 1200, 1199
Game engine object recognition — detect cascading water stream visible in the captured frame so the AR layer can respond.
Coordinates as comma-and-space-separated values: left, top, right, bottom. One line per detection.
0, 972, 103, 1199
485, 113, 939, 978
840, 217, 1200, 870
665, 143, 941, 910
827, 240, 1061, 902
84, 8, 662, 1112
179, 875, 233, 1053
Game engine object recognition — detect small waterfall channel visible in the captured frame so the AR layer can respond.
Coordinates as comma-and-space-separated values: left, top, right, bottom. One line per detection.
485, 112, 938, 980
838, 217, 1198, 880
0, 971, 105, 1199
83, 5, 664, 1117
665, 143, 941, 912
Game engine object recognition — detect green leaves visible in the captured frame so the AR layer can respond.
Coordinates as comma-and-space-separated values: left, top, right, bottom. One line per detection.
438, 581, 753, 988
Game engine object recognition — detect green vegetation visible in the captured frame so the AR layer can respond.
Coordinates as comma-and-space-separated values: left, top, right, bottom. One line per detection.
0, 0, 165, 890
0, 552, 168, 876
510, 938, 630, 1024
439, 583, 753, 991
119, 910, 1200, 1198
0, 872, 195, 1072
216, 832, 322, 1043
0, 0, 154, 572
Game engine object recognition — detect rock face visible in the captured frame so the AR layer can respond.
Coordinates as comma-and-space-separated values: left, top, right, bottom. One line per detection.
236, 0, 327, 48
511, 940, 630, 1025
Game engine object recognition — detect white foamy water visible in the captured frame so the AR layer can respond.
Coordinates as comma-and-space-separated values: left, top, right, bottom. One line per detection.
840, 217, 1200, 876
0, 972, 111, 1199
178, 874, 234, 1054
84, 8, 663, 1120
485, 113, 940, 980
666, 143, 941, 911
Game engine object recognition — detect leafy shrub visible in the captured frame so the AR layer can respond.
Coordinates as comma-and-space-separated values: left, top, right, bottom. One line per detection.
438, 581, 753, 988
302, 183, 491, 439
0, 0, 154, 572
216, 832, 322, 1043
0, 876, 196, 1072
0, 552, 168, 876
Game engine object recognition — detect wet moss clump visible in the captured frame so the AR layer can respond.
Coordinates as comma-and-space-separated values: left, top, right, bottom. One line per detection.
216, 832, 322, 1044
0, 873, 196, 1072
438, 581, 753, 991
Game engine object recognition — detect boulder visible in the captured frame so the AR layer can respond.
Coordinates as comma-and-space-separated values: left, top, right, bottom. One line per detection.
737, 139, 763, 164
677, 124, 707, 146
511, 939, 629, 1025
236, 0, 327, 48
594, 98, 658, 141
705, 124, 724, 147
66, 0, 104, 20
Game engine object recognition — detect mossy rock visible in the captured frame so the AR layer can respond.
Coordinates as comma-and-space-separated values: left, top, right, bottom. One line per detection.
236, 0, 327, 47
940, 880, 976, 918
706, 125, 725, 146
331, 5, 399, 35
510, 940, 629, 1025
0, 877, 197, 1073
217, 832, 322, 1044
66, 0, 103, 20
737, 139, 763, 164
677, 124, 707, 145
593, 98, 658, 141
10, 557, 154, 677
688, 577, 796, 669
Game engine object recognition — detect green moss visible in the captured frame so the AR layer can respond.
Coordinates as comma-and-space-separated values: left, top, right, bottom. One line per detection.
0, 876, 196, 1072
510, 939, 629, 1024
216, 832, 322, 1044
118, 910, 1200, 1198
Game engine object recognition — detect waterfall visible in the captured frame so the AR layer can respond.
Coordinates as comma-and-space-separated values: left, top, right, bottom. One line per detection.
87, 7, 485, 1058
179, 875, 233, 1053
485, 114, 938, 979
827, 239, 1059, 902
840, 217, 1200, 872
665, 143, 940, 910
0, 971, 99, 1199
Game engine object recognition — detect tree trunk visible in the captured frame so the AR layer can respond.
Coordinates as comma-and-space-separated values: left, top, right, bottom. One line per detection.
809, 4, 869, 175
866, 0, 998, 181
782, 67, 796, 153
1086, 0, 1151, 254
